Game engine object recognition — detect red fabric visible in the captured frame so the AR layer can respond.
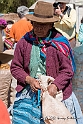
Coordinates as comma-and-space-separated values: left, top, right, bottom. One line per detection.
0, 100, 11, 124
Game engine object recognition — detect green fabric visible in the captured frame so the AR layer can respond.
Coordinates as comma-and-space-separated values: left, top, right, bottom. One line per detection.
29, 43, 46, 78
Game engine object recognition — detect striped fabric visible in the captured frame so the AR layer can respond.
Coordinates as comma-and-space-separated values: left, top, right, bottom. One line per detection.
24, 30, 76, 72
4, 27, 13, 49
12, 87, 45, 124
4, 39, 13, 49
12, 99, 44, 124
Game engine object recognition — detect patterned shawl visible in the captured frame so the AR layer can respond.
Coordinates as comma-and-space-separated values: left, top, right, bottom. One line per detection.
23, 30, 76, 72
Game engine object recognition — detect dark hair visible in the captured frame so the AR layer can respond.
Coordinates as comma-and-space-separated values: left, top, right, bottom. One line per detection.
7, 20, 14, 24
53, 2, 61, 9
17, 13, 25, 18
81, 17, 83, 23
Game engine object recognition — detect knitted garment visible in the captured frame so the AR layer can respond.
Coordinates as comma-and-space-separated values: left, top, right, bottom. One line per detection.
0, 19, 7, 25
29, 42, 46, 78
0, 19, 7, 29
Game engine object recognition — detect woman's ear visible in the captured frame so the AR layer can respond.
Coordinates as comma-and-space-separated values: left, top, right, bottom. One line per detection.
50, 23, 53, 27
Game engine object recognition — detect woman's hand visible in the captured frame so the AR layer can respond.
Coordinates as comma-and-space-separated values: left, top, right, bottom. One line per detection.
54, 6, 62, 16
47, 84, 57, 98
26, 76, 41, 92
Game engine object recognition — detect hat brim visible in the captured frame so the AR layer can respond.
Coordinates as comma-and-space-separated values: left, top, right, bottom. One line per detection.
0, 25, 7, 29
26, 14, 59, 23
0, 51, 14, 64
55, 0, 70, 3
0, 13, 20, 22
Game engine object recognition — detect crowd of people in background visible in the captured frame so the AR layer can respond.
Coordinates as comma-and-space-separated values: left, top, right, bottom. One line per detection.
0, 0, 83, 124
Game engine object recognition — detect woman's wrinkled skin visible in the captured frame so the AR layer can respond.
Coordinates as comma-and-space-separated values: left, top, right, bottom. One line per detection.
33, 22, 53, 38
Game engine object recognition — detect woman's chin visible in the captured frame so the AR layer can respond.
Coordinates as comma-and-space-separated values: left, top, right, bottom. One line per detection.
35, 33, 47, 38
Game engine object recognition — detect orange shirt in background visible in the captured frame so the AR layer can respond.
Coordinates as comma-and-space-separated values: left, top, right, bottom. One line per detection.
10, 19, 33, 42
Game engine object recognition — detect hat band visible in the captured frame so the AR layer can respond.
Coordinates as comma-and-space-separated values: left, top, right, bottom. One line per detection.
33, 13, 53, 18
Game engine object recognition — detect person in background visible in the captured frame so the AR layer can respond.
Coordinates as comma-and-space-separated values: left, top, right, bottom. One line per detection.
53, 0, 76, 48
4, 20, 14, 50
0, 99, 11, 124
9, 6, 33, 48
0, 19, 7, 52
10, 1, 83, 124
78, 17, 83, 45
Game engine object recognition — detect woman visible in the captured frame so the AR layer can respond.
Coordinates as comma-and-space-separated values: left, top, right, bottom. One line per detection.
10, 1, 83, 124
0, 18, 7, 52
53, 0, 76, 48
4, 20, 14, 50
78, 17, 83, 45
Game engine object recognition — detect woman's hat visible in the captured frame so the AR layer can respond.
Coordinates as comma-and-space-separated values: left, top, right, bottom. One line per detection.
0, 13, 20, 22
0, 19, 7, 29
26, 1, 59, 23
0, 50, 14, 64
55, 0, 70, 3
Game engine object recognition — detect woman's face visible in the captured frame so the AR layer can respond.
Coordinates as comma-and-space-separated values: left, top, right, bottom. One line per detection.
33, 22, 53, 38
59, 3, 66, 12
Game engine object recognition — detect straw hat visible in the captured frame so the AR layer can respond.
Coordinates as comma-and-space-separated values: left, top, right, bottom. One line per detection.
26, 1, 59, 23
55, 0, 70, 3
0, 49, 14, 64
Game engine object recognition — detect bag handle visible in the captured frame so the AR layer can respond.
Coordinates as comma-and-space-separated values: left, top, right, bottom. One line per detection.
32, 90, 41, 107
37, 90, 41, 106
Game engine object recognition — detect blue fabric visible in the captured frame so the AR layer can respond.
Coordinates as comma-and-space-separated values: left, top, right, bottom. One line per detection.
78, 24, 83, 44
53, 36, 76, 72
12, 86, 45, 124
63, 92, 83, 124
23, 31, 76, 72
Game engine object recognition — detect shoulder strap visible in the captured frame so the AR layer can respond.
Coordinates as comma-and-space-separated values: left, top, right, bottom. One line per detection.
67, 6, 71, 17
63, 6, 71, 17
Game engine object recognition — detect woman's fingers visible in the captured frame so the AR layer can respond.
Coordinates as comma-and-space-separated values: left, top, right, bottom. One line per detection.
31, 80, 41, 92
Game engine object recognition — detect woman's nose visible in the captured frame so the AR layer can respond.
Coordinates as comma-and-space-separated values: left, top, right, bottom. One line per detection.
37, 27, 43, 31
